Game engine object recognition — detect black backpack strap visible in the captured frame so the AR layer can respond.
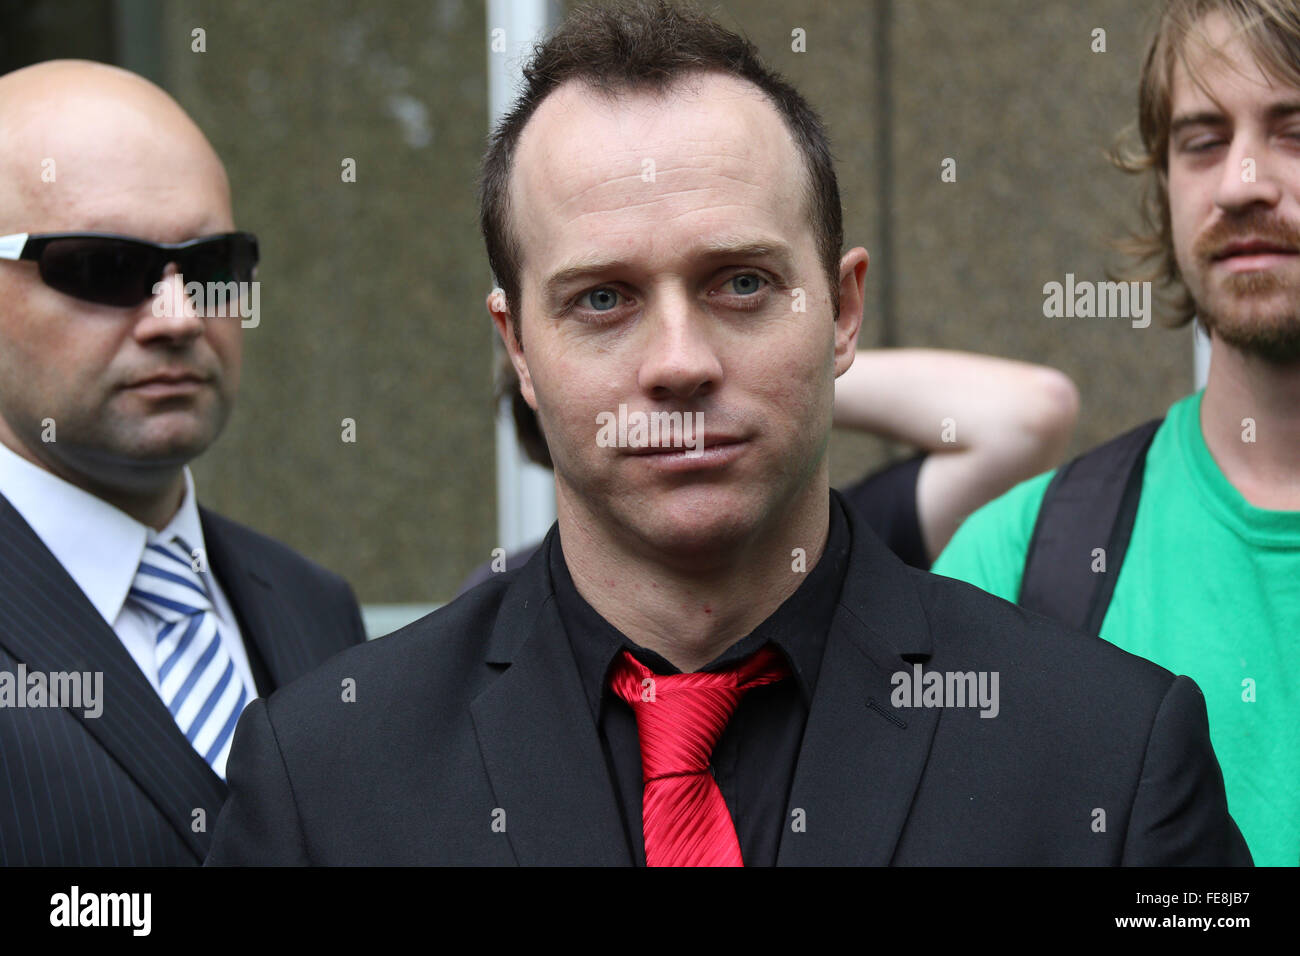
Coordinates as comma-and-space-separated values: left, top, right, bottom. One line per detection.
1018, 418, 1163, 637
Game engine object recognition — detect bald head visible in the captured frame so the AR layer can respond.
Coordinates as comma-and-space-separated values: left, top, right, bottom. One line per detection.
0, 60, 232, 236
0, 60, 244, 528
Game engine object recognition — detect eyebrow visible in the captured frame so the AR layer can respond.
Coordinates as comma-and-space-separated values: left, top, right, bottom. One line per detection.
1265, 100, 1300, 122
1169, 110, 1227, 135
542, 239, 797, 305
1170, 100, 1300, 135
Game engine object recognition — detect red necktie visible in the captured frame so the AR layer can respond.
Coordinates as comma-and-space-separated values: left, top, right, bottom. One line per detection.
608, 644, 789, 867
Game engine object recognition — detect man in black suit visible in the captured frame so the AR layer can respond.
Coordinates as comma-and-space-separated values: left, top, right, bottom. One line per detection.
208, 0, 1249, 865
0, 60, 365, 865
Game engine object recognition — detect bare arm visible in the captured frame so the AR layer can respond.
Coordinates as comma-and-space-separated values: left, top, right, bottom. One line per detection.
834, 349, 1079, 561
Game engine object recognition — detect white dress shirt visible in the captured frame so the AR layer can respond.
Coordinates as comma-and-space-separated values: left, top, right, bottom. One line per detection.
0, 439, 258, 701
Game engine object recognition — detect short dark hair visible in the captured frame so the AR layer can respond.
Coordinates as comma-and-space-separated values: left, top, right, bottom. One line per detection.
479, 0, 844, 342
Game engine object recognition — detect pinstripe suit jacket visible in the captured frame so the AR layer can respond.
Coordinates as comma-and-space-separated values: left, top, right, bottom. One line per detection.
0, 492, 365, 865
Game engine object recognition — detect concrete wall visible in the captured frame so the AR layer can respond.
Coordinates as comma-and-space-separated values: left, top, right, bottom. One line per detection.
4, 0, 1187, 604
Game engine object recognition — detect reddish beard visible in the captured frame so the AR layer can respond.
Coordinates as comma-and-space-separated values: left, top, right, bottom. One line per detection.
1189, 210, 1300, 363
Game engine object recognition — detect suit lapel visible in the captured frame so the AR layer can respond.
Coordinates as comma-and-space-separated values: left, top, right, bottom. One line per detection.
198, 508, 295, 695
777, 499, 942, 865
468, 499, 944, 867
470, 536, 631, 865
0, 493, 226, 862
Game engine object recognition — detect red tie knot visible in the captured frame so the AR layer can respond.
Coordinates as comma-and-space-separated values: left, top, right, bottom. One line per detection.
608, 645, 789, 781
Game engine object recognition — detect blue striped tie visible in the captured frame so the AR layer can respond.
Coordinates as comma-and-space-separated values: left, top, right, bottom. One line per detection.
128, 536, 250, 780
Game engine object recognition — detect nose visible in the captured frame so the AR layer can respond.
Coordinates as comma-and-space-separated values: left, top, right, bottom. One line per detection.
635, 291, 724, 401
133, 262, 205, 344
1215, 129, 1284, 214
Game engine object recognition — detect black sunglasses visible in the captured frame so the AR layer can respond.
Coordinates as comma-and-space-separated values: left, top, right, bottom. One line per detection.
0, 231, 259, 308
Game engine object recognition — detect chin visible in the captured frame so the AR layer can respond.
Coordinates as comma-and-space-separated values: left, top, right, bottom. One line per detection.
1199, 296, 1300, 361
118, 426, 218, 465
621, 485, 771, 556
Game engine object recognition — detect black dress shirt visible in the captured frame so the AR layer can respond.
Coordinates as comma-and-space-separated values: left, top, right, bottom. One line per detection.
550, 492, 852, 866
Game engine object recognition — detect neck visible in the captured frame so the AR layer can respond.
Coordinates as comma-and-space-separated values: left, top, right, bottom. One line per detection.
88, 476, 187, 531
1200, 335, 1300, 510
0, 424, 187, 531
559, 478, 831, 672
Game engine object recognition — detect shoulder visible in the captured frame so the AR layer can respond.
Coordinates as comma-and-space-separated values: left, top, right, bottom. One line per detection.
911, 563, 1177, 701
259, 574, 516, 733
883, 564, 1247, 865
199, 506, 355, 598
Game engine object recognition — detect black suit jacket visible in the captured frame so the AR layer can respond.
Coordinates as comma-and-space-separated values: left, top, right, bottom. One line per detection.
207, 496, 1251, 865
0, 492, 366, 865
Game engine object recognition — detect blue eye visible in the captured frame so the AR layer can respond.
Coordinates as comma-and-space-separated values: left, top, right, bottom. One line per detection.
581, 287, 620, 311
727, 273, 764, 295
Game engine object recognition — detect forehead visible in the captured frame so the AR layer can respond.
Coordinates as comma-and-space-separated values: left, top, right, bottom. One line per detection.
1170, 13, 1300, 114
509, 72, 809, 278
0, 92, 232, 240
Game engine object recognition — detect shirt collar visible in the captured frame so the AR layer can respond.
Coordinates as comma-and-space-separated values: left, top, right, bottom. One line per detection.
0, 439, 207, 626
552, 491, 852, 720
155, 467, 209, 568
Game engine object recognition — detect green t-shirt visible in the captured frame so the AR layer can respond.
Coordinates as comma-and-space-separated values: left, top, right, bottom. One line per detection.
933, 390, 1300, 866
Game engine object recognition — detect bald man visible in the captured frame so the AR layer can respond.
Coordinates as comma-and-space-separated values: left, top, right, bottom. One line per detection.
0, 60, 365, 866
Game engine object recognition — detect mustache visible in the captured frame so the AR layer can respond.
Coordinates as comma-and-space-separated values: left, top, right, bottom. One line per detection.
1193, 211, 1300, 262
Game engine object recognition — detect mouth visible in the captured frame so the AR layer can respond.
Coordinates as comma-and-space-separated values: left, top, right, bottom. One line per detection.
121, 369, 210, 396
623, 436, 744, 456
625, 437, 748, 472
1210, 238, 1299, 271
